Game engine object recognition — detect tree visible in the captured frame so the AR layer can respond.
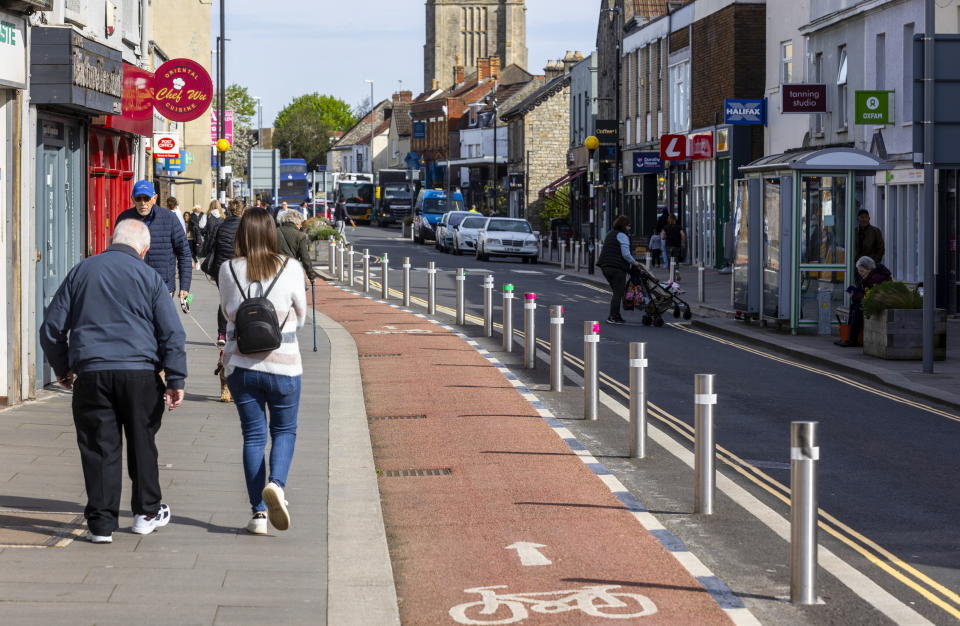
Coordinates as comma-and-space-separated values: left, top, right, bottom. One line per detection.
273, 94, 356, 170
538, 185, 571, 233
223, 84, 257, 178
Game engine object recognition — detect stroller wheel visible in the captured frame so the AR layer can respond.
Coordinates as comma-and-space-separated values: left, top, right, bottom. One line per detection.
673, 306, 681, 318
683, 308, 692, 321
653, 316, 665, 328
642, 315, 653, 326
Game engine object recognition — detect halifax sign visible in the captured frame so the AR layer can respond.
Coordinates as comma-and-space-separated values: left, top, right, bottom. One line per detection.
724, 98, 766, 126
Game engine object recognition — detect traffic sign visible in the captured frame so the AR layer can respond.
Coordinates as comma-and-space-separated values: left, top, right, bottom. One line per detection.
660, 134, 687, 161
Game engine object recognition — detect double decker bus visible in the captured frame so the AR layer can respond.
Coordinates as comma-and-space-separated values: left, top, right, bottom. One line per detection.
334, 173, 375, 223
277, 158, 310, 207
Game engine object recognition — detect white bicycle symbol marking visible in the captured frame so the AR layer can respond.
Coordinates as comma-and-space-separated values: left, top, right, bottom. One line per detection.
448, 584, 658, 624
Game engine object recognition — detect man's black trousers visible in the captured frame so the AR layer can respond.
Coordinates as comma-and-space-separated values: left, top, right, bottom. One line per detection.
601, 266, 628, 320
72, 370, 165, 535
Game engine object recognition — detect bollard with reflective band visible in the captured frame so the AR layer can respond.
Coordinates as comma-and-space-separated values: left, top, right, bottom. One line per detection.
523, 293, 537, 369
694, 374, 716, 514
698, 265, 705, 303
549, 306, 564, 391
584, 321, 600, 420
338, 243, 346, 283
427, 262, 437, 314
670, 258, 677, 283
455, 268, 466, 325
402, 258, 411, 306
348, 247, 356, 287
502, 284, 515, 352
362, 249, 371, 293
644, 251, 652, 272
791, 421, 820, 605
482, 275, 494, 337
629, 342, 648, 459
380, 253, 390, 300
328, 237, 337, 273
559, 240, 566, 271
574, 241, 581, 272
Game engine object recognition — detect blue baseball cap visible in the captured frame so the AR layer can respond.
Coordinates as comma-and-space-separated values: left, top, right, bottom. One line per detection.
132, 179, 156, 198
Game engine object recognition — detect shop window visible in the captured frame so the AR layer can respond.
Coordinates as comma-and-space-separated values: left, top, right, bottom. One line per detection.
836, 46, 848, 131
668, 59, 690, 133
781, 40, 794, 84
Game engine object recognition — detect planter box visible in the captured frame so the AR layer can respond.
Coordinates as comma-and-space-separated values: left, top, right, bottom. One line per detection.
863, 308, 947, 360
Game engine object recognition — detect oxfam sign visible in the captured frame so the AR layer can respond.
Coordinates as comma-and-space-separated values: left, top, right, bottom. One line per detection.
855, 90, 892, 125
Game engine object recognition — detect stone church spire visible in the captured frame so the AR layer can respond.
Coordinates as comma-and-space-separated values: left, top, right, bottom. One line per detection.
424, 0, 528, 92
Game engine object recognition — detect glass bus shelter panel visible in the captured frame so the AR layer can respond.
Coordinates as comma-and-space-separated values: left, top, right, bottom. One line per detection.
762, 178, 781, 318
798, 271, 847, 324
733, 179, 750, 311
801, 175, 848, 267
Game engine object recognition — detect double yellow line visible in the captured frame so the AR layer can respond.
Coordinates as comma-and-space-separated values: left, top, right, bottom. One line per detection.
359, 279, 960, 620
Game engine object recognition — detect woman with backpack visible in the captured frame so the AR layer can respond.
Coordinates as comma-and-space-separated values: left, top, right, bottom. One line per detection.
218, 207, 307, 535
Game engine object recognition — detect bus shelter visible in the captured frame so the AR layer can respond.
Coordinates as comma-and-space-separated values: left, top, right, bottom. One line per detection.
733, 148, 891, 333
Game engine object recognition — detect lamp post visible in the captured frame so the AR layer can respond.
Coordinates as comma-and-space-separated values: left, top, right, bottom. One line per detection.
365, 79, 374, 175
253, 96, 262, 148
217, 0, 226, 201
584, 135, 600, 275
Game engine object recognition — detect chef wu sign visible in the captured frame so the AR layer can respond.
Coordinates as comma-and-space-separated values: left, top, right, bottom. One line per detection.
153, 58, 213, 122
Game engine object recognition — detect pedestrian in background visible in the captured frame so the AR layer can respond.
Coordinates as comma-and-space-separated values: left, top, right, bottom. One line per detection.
836, 256, 893, 347
166, 196, 186, 233
218, 208, 307, 535
115, 180, 192, 300
184, 212, 202, 270
661, 215, 685, 269
855, 209, 885, 264
334, 198, 347, 236
39, 219, 187, 543
203, 200, 225, 246
598, 215, 641, 325
277, 210, 318, 281
192, 204, 207, 231
208, 199, 245, 347
648, 230, 663, 268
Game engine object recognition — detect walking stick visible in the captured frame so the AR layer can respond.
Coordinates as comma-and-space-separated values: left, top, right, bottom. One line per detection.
311, 279, 318, 352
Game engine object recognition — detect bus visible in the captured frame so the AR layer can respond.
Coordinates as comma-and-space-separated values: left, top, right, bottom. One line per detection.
277, 158, 310, 207
334, 173, 375, 224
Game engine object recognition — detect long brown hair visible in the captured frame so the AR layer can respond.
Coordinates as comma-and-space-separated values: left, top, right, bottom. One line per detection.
235, 208, 282, 283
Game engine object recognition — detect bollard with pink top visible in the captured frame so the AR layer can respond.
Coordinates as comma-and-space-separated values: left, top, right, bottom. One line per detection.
524, 293, 537, 369
584, 321, 600, 420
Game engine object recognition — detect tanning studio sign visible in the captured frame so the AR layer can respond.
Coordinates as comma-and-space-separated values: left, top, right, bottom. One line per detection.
724, 98, 766, 126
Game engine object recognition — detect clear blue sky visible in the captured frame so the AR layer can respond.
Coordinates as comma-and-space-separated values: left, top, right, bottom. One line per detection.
213, 0, 598, 127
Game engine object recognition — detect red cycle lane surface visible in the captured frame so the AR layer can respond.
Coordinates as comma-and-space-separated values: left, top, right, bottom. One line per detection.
315, 281, 734, 625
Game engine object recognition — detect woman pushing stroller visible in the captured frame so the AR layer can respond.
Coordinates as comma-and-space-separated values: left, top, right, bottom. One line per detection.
598, 216, 642, 325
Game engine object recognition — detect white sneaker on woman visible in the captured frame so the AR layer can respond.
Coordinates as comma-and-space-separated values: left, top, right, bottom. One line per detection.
246, 511, 268, 535
262, 482, 290, 531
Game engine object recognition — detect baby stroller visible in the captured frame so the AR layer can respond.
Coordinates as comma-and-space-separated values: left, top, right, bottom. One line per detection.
623, 264, 693, 327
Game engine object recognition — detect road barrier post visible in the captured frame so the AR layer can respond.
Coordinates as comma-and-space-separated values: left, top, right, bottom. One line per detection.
402, 258, 411, 306
550, 305, 564, 391
574, 241, 581, 272
427, 262, 437, 314
328, 237, 336, 273
584, 321, 599, 420
363, 249, 371, 293
482, 275, 494, 337
524, 293, 537, 369
456, 268, 466, 325
670, 258, 677, 283
338, 243, 346, 283
559, 240, 566, 271
547, 236, 553, 261
348, 246, 355, 287
694, 374, 716, 514
644, 251, 652, 271
629, 342, 648, 459
791, 421, 820, 605
501, 284, 514, 352
698, 265, 705, 303
380, 253, 389, 300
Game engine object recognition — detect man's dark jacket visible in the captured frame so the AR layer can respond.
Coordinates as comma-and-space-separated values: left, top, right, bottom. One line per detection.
209, 215, 241, 282
116, 206, 192, 293
277, 222, 317, 280
39, 244, 187, 389
856, 224, 885, 263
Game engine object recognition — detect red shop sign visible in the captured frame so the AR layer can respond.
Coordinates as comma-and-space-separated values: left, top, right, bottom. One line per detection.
95, 63, 154, 137
690, 134, 714, 160
660, 134, 687, 161
153, 58, 213, 122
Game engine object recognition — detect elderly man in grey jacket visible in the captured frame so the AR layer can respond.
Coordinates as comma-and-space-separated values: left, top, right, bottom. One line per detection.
40, 219, 187, 544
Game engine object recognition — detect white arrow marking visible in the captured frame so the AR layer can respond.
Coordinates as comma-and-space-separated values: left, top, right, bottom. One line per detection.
385, 325, 398, 330
506, 542, 552, 567
665, 136, 682, 158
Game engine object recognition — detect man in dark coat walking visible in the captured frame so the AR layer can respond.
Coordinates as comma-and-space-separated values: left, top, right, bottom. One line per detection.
40, 219, 187, 543
115, 180, 192, 299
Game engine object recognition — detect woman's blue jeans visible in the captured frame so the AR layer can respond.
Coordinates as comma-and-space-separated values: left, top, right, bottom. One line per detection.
226, 368, 301, 512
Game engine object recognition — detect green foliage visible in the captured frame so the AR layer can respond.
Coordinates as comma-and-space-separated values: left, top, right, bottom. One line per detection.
862, 281, 922, 318
538, 185, 571, 232
402, 216, 414, 226
307, 224, 342, 242
223, 84, 257, 178
273, 94, 356, 170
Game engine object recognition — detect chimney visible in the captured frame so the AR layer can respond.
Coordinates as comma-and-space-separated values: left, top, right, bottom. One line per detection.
477, 57, 491, 81
543, 60, 563, 81
431, 78, 439, 91
490, 56, 501, 79
393, 90, 413, 104
562, 50, 582, 74
454, 64, 465, 85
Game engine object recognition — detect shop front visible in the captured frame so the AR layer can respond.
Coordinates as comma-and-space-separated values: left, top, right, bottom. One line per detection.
30, 26, 123, 386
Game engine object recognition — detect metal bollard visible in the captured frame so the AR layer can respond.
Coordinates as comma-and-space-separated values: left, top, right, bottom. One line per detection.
338, 243, 346, 283
402, 257, 411, 306
547, 236, 553, 260
348, 246, 355, 287
501, 284, 515, 352
483, 275, 494, 337
697, 264, 705, 303
427, 261, 437, 314
380, 253, 389, 300
456, 268, 466, 325
523, 293, 537, 369
559, 240, 566, 271
644, 251, 652, 270
791, 421, 820, 605
694, 374, 717, 514
363, 249, 371, 293
583, 321, 599, 420
328, 237, 336, 273
574, 241, 581, 272
549, 305, 564, 391
629, 342, 648, 459
670, 258, 677, 283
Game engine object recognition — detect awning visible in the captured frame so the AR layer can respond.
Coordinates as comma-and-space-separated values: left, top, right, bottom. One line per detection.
538, 168, 586, 198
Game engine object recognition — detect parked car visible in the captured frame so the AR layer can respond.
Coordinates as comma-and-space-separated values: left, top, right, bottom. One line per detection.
412, 189, 465, 244
436, 211, 474, 253
452, 215, 489, 255
476, 217, 539, 263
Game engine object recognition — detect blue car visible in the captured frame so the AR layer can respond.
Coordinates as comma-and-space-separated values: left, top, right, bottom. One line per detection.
413, 189, 465, 244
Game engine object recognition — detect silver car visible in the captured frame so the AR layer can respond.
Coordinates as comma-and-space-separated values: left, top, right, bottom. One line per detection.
436, 211, 474, 253
476, 217, 539, 263
452, 215, 489, 255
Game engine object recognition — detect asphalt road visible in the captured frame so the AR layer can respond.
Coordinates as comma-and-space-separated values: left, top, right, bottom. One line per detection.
332, 224, 960, 624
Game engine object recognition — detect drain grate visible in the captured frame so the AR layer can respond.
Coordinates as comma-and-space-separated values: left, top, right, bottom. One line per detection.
358, 353, 402, 358
381, 468, 452, 477
369, 414, 427, 421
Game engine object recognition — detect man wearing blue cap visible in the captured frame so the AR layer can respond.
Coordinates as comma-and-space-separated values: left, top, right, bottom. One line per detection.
116, 180, 192, 299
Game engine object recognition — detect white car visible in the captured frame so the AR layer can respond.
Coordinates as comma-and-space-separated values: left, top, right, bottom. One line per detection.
476, 217, 539, 263
436, 211, 474, 253
452, 215, 489, 255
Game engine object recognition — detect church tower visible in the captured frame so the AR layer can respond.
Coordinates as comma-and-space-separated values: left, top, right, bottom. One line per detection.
424, 0, 528, 91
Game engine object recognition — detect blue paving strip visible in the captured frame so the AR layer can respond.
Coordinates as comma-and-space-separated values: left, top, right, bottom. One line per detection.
563, 437, 588, 451
612, 490, 648, 513
530, 401, 548, 410
503, 372, 518, 380
696, 576, 747, 610
545, 417, 563, 428
586, 462, 612, 475
515, 386, 530, 394
649, 528, 687, 553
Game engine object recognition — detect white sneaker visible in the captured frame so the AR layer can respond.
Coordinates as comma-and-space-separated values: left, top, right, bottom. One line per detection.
262, 482, 290, 531
246, 511, 268, 535
131, 503, 171, 535
82, 530, 112, 544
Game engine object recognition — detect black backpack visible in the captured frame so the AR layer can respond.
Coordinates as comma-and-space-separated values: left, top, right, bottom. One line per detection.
228, 258, 291, 354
